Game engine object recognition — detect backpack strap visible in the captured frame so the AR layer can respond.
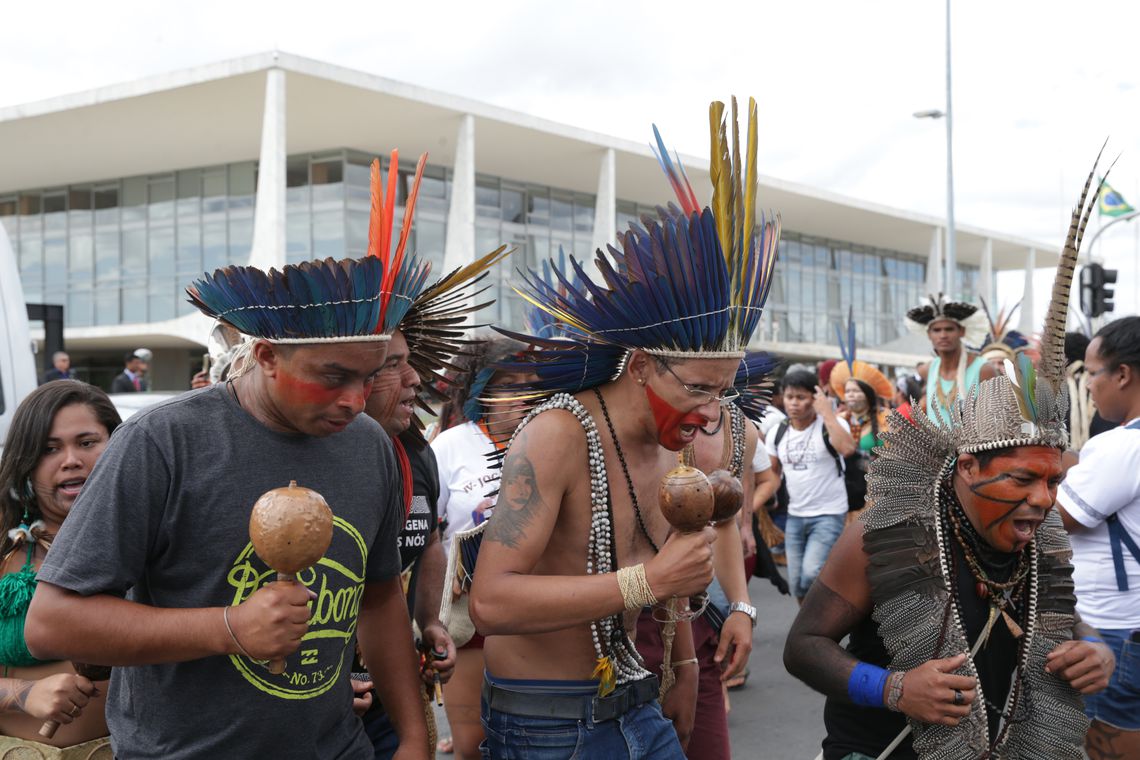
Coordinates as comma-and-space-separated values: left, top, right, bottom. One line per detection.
1106, 418, 1140, 590
819, 425, 844, 477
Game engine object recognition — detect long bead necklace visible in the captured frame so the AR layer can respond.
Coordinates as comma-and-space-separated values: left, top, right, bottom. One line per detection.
505, 392, 649, 694
594, 389, 660, 554
942, 485, 1030, 638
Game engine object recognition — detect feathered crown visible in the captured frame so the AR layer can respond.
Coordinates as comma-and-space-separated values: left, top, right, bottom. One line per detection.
829, 307, 893, 401
733, 350, 780, 422
904, 293, 989, 348
498, 97, 779, 398
187, 151, 431, 343
976, 298, 1030, 363
399, 244, 512, 416
523, 247, 581, 339
954, 152, 1108, 453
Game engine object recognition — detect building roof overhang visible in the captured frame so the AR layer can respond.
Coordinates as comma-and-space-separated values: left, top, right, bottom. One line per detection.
0, 51, 1053, 270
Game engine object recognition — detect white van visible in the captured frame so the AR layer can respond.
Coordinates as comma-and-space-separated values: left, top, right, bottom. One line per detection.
0, 223, 38, 450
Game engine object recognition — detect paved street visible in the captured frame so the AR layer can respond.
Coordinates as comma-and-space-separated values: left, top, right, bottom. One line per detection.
728, 574, 826, 760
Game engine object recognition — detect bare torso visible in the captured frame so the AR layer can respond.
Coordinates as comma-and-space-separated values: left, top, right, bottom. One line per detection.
482, 391, 674, 681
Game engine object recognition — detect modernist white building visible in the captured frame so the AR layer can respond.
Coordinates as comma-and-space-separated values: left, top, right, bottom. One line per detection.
0, 52, 1052, 390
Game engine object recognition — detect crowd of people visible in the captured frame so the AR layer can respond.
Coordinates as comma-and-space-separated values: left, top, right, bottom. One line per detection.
0, 103, 1134, 760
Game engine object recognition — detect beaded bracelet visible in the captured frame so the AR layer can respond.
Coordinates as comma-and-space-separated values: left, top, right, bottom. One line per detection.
885, 670, 905, 712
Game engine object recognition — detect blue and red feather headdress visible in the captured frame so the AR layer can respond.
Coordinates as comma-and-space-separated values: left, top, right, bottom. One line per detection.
499, 97, 780, 397
186, 150, 432, 343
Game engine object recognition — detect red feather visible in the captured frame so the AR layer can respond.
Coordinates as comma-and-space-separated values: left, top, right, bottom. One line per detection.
366, 158, 384, 260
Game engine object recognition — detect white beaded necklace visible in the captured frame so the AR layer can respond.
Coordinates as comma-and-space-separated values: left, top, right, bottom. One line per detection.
506, 392, 651, 692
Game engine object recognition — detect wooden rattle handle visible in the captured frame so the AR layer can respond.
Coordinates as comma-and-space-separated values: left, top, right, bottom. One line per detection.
266, 572, 295, 675
39, 719, 61, 739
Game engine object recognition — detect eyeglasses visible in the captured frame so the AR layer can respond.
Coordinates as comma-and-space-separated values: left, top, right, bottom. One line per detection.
660, 363, 741, 405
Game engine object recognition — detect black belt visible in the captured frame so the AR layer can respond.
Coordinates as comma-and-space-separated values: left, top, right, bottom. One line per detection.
482, 675, 659, 723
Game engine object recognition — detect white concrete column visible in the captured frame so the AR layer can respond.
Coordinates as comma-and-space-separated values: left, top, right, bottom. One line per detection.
586, 148, 615, 280
1018, 247, 1036, 334
443, 114, 475, 273
926, 227, 943, 295
249, 65, 286, 271
979, 238, 993, 304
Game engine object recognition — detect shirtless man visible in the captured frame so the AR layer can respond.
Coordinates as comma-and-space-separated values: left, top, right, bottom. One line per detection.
904, 295, 996, 428
470, 96, 779, 760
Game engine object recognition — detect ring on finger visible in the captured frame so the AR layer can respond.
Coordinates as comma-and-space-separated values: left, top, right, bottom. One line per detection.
69, 705, 80, 717
953, 689, 965, 706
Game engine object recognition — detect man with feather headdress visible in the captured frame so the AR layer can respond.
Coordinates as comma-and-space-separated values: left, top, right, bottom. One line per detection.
906, 294, 997, 428
783, 162, 1117, 760
25, 152, 438, 760
468, 99, 778, 758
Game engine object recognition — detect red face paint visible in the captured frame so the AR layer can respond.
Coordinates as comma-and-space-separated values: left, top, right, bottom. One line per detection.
962, 446, 1062, 553
646, 383, 707, 451
276, 369, 342, 406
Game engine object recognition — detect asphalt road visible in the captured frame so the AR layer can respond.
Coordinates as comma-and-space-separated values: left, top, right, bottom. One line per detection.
728, 573, 827, 760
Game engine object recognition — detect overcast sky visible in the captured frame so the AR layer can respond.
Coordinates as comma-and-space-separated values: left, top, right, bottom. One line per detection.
3, 0, 1138, 327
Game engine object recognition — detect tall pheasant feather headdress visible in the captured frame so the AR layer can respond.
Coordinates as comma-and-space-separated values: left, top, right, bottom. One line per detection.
186, 150, 432, 343
977, 298, 1030, 364
498, 97, 780, 398
860, 154, 1105, 758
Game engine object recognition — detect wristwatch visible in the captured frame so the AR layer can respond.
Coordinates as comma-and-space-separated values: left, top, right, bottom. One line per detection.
729, 601, 757, 627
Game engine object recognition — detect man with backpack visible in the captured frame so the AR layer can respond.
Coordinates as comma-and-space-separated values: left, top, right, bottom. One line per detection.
1056, 315, 1140, 760
766, 368, 855, 602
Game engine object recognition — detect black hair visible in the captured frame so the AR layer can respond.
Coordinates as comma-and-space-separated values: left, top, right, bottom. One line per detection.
437, 335, 526, 432
970, 446, 1016, 470
0, 381, 121, 550
1064, 332, 1090, 366
847, 378, 881, 439
1093, 317, 1140, 373
782, 368, 818, 395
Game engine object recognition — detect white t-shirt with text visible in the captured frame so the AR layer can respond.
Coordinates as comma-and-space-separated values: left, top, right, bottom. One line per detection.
765, 415, 850, 518
431, 421, 499, 552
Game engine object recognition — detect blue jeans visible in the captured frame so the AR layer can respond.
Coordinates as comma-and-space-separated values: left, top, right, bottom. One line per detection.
1084, 628, 1140, 730
785, 513, 845, 599
361, 706, 399, 759
480, 691, 683, 759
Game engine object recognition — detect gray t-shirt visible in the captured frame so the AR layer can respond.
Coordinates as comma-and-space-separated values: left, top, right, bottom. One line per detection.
39, 384, 402, 760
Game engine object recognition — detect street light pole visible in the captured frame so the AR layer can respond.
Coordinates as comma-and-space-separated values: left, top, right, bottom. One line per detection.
943, 0, 956, 297
915, 0, 956, 297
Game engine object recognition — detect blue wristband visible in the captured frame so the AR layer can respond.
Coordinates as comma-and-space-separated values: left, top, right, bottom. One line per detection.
1081, 636, 1104, 645
848, 661, 888, 708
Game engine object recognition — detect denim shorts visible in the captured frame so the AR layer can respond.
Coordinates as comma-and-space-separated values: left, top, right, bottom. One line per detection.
1084, 628, 1140, 731
480, 678, 684, 759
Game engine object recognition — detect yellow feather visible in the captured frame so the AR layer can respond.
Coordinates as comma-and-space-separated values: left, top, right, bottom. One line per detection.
414, 245, 512, 305
731, 95, 744, 281
708, 101, 733, 269
743, 98, 758, 276
592, 656, 616, 697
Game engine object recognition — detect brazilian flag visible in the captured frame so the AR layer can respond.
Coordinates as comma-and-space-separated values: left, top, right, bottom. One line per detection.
1098, 179, 1135, 218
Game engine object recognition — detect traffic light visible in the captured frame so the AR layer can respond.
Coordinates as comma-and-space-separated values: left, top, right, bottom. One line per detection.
1080, 263, 1118, 317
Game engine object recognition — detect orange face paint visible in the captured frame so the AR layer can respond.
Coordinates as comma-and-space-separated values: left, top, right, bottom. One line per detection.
963, 446, 1062, 553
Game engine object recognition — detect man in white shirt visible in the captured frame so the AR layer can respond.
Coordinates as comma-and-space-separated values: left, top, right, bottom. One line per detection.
766, 368, 855, 602
1056, 315, 1140, 759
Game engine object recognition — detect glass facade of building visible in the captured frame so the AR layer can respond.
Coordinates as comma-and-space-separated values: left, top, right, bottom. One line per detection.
0, 151, 978, 349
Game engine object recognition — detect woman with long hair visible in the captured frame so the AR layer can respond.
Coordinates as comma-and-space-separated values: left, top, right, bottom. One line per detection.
0, 381, 120, 755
